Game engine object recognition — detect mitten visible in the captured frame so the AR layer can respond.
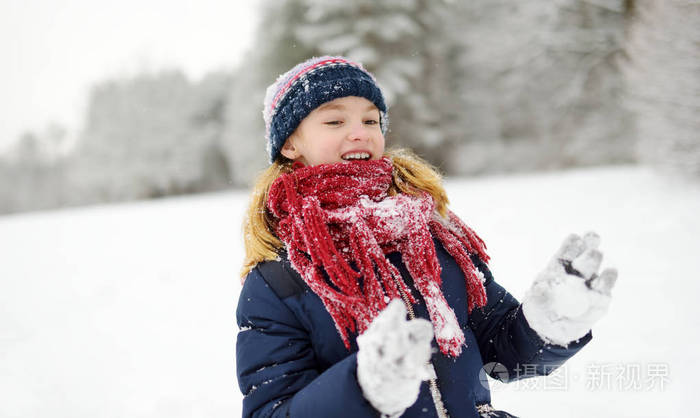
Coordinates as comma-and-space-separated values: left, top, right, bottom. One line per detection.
357, 299, 434, 417
522, 232, 618, 346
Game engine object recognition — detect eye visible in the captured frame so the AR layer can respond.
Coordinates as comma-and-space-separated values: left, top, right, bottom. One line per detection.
324, 120, 343, 126
364, 119, 379, 125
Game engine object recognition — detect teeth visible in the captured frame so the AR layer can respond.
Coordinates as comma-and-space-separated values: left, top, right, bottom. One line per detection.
342, 152, 370, 160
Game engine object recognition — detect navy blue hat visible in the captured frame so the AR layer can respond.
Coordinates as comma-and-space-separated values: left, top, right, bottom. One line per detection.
263, 56, 388, 163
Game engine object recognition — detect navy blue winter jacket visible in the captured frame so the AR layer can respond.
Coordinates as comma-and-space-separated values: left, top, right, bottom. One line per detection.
236, 240, 591, 417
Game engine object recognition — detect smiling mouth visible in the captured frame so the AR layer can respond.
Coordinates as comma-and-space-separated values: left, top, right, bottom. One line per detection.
341, 152, 371, 161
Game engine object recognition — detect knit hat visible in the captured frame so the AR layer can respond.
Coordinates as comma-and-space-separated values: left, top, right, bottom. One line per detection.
263, 56, 388, 163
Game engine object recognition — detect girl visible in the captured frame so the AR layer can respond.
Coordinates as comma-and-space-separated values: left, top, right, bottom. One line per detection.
236, 56, 617, 418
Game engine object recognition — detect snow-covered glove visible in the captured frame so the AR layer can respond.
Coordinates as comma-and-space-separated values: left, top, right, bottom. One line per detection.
357, 299, 434, 417
522, 232, 618, 346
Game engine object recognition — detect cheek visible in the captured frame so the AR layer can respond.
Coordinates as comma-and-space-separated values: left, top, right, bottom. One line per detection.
313, 139, 340, 156
376, 134, 386, 152
301, 135, 344, 165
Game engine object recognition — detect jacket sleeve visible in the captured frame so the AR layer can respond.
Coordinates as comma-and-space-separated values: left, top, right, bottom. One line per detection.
236, 267, 379, 418
467, 255, 592, 382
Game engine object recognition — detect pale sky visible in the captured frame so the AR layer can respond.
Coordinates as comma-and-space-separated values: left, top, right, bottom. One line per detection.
0, 0, 261, 152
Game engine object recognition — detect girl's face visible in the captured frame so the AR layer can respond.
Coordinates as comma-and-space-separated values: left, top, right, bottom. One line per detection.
280, 96, 385, 166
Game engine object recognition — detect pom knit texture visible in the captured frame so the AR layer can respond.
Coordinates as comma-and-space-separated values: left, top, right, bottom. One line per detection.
263, 56, 388, 163
266, 158, 489, 357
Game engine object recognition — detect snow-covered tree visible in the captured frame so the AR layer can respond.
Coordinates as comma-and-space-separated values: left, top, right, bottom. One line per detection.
222, 0, 316, 186
447, 0, 633, 174
0, 127, 70, 214
623, 0, 700, 176
73, 70, 232, 202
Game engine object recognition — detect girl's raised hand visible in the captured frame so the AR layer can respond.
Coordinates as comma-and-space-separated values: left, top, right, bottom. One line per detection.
522, 232, 618, 346
357, 299, 434, 417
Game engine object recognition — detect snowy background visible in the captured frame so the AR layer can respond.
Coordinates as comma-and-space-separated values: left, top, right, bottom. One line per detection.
1, 0, 699, 417
2, 1, 697, 215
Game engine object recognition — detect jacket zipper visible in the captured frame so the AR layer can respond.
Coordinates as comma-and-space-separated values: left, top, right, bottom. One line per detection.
394, 278, 450, 418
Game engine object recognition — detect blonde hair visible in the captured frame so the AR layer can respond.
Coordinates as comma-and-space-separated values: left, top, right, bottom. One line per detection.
240, 148, 449, 278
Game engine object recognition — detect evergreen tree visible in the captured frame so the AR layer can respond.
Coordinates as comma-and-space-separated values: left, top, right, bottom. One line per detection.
73, 70, 232, 202
0, 126, 69, 214
222, 0, 316, 186
623, 0, 700, 176
446, 0, 632, 174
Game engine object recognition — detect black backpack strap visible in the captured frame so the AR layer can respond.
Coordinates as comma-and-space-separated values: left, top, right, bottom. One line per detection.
470, 252, 494, 285
256, 252, 307, 299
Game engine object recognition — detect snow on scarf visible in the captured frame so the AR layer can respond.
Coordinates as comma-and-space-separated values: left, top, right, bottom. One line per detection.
266, 158, 488, 357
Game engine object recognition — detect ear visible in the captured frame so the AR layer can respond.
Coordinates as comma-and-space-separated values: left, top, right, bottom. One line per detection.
280, 137, 300, 160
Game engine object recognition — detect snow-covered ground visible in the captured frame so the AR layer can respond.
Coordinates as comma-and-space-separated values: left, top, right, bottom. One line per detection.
1, 165, 697, 417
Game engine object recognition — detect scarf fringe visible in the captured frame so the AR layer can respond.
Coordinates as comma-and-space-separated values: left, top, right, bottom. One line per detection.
268, 159, 488, 357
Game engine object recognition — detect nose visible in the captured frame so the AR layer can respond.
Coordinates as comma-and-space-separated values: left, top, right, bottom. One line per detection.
347, 121, 370, 142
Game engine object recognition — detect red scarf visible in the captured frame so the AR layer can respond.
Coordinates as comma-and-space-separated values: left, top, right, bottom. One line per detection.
267, 158, 488, 357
